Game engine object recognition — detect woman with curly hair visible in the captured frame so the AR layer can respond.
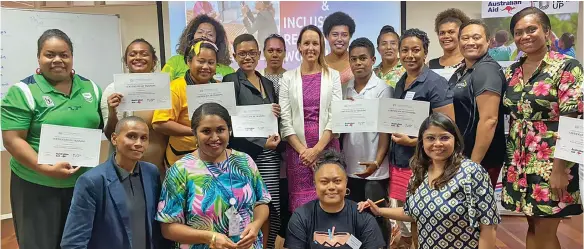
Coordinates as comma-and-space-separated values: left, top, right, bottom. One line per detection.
162, 14, 234, 81
360, 113, 500, 249
323, 11, 356, 95
429, 8, 470, 69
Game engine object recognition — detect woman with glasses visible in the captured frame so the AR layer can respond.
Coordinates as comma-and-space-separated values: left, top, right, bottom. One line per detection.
223, 34, 282, 249
360, 113, 500, 249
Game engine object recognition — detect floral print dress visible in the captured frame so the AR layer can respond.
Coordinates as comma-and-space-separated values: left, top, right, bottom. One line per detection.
501, 51, 583, 217
156, 150, 272, 249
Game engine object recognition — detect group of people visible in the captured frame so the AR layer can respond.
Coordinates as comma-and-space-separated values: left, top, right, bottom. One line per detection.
1, 5, 582, 249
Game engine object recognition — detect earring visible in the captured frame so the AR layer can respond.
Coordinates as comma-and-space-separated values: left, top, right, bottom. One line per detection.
345, 188, 351, 196
36, 68, 42, 74
70, 69, 76, 76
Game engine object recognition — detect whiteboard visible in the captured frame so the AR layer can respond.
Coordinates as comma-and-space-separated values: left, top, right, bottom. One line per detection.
1, 8, 123, 150
1, 8, 123, 97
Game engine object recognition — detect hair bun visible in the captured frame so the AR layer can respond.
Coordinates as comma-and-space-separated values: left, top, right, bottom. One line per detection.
380, 25, 395, 34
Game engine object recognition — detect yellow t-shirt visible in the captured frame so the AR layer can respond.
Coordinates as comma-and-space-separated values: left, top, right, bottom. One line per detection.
152, 77, 197, 166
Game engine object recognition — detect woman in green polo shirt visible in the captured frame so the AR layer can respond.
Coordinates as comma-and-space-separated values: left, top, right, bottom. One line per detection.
163, 14, 234, 81
1, 29, 102, 249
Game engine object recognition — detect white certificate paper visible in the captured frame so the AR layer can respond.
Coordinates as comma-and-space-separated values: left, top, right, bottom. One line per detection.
331, 99, 379, 133
37, 124, 102, 167
432, 68, 457, 81
114, 73, 171, 111
378, 98, 430, 136
332, 99, 430, 136
232, 104, 278, 138
186, 82, 236, 118
554, 116, 583, 164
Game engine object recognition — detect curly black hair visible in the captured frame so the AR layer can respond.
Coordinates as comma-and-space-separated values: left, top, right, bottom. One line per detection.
322, 11, 356, 37
400, 28, 430, 54
459, 19, 491, 41
377, 25, 400, 46
314, 149, 347, 177
349, 37, 375, 57
176, 14, 231, 65
434, 8, 470, 34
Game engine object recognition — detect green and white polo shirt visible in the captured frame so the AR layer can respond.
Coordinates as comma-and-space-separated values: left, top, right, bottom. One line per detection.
1, 74, 103, 188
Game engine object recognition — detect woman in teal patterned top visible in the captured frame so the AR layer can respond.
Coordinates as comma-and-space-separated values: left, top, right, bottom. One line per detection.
156, 103, 271, 249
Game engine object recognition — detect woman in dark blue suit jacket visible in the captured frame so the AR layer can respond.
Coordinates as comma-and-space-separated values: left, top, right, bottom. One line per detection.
61, 116, 167, 249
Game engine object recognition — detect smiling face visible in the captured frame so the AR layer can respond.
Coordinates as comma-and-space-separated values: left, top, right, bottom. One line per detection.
513, 14, 548, 55
400, 36, 426, 73
188, 47, 217, 83
125, 42, 156, 73
38, 37, 73, 82
349, 47, 375, 79
111, 121, 150, 161
422, 125, 455, 163
195, 114, 230, 159
377, 32, 400, 63
327, 25, 351, 55
315, 163, 347, 207
459, 24, 490, 63
299, 30, 321, 63
235, 40, 260, 73
264, 38, 286, 69
438, 22, 460, 52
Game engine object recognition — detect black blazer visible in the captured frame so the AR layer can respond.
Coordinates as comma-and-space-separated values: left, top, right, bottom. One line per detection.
224, 69, 284, 160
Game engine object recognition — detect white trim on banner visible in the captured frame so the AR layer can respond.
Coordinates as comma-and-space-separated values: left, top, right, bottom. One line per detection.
482, 1, 579, 18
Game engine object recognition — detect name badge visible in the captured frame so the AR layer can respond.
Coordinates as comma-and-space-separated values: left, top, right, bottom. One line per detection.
404, 91, 416, 100
226, 206, 242, 237
347, 234, 362, 249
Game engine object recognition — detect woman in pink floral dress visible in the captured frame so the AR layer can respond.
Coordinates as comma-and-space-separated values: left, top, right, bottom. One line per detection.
501, 7, 583, 249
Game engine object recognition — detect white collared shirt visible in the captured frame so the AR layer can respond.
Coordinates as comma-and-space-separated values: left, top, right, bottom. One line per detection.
343, 73, 393, 180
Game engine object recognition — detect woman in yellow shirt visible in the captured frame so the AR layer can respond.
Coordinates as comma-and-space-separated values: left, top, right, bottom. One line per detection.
162, 14, 234, 81
152, 39, 219, 166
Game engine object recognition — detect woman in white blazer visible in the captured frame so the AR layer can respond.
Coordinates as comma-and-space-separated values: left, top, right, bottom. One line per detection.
279, 25, 342, 212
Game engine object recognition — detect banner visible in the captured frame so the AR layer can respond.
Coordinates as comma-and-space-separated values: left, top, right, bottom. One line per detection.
168, 1, 401, 70
482, 1, 579, 18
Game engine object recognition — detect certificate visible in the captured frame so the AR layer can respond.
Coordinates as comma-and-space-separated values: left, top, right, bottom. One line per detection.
186, 82, 236, 118
331, 99, 379, 133
432, 68, 457, 81
232, 104, 278, 138
37, 124, 102, 167
114, 73, 171, 111
378, 98, 430, 136
554, 116, 583, 164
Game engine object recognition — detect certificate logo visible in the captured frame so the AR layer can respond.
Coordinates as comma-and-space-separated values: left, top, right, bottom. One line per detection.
42, 96, 55, 107
131, 99, 144, 104
82, 92, 94, 103
344, 122, 354, 127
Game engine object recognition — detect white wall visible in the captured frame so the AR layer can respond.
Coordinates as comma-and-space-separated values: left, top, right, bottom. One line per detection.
405, 1, 482, 61
53, 4, 161, 71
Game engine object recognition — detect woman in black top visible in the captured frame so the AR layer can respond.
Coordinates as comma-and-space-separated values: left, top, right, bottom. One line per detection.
448, 19, 506, 187
428, 8, 470, 69
285, 150, 386, 249
223, 34, 282, 249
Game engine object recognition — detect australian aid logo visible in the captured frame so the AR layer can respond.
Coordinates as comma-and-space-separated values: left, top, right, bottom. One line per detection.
482, 1, 530, 18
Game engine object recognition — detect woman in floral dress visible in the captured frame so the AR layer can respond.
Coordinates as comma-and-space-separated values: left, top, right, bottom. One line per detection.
501, 7, 583, 249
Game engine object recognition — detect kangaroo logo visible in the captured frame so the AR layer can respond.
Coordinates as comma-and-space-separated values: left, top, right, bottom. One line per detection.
501, 6, 516, 14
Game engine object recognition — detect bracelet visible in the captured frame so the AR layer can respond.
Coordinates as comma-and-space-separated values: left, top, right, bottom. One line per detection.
210, 232, 217, 248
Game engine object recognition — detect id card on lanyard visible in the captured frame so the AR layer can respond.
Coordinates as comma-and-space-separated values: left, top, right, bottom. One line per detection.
202, 150, 243, 236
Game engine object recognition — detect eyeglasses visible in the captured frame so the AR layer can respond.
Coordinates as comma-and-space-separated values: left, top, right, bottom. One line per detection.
236, 51, 259, 58
267, 33, 283, 39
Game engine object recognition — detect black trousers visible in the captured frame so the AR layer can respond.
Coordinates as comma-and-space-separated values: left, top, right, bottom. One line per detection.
278, 178, 292, 238
10, 172, 74, 249
346, 177, 390, 244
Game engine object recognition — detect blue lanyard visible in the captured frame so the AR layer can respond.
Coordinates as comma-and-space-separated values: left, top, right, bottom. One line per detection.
200, 150, 235, 205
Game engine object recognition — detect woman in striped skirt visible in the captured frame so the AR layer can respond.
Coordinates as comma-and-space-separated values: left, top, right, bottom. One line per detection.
224, 33, 283, 249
